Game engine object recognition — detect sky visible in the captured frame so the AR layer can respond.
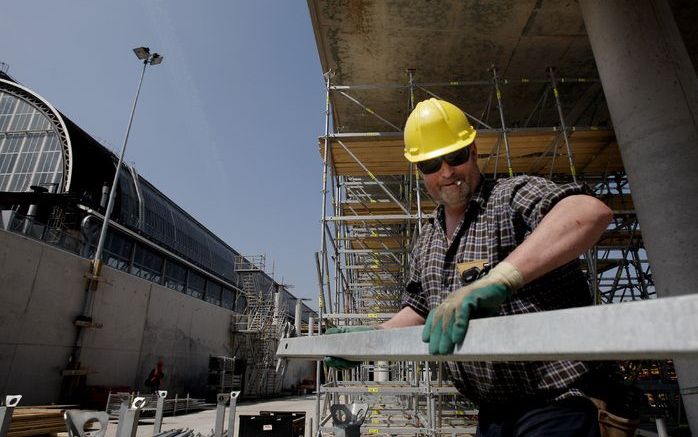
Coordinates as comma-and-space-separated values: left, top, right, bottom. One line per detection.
1, 1, 326, 308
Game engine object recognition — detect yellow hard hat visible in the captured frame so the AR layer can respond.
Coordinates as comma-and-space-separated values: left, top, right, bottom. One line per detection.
403, 98, 477, 163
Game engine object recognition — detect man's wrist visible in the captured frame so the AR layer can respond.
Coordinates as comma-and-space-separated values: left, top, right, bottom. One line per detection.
491, 261, 525, 293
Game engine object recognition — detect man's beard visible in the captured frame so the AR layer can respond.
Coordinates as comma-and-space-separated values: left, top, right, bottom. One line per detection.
434, 179, 473, 209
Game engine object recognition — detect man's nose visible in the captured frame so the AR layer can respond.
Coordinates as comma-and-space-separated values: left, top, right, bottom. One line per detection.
439, 160, 456, 177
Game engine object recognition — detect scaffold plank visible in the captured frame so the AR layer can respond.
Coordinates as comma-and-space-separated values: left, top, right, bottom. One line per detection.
320, 128, 623, 177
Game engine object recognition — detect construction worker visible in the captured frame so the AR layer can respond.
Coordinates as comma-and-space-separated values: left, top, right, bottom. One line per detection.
326, 98, 616, 435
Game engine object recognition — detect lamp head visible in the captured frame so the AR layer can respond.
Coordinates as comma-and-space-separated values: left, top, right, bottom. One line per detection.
133, 47, 151, 60
150, 53, 164, 65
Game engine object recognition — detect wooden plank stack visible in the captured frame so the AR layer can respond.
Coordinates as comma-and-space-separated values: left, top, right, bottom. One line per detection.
8, 408, 66, 437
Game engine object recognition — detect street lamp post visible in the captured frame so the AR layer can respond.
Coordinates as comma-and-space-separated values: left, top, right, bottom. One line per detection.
92, 47, 163, 278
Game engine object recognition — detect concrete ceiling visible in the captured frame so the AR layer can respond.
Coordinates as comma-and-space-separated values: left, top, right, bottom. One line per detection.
308, 0, 698, 133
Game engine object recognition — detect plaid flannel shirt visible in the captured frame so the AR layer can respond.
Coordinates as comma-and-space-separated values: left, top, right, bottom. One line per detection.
403, 175, 594, 405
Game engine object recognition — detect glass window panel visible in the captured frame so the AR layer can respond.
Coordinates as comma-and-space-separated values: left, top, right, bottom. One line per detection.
187, 271, 205, 299
164, 261, 187, 292
205, 281, 222, 306
131, 244, 164, 282
103, 230, 133, 272
0, 91, 64, 193
222, 288, 234, 310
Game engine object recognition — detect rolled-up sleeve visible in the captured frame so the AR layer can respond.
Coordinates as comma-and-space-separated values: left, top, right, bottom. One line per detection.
508, 176, 591, 229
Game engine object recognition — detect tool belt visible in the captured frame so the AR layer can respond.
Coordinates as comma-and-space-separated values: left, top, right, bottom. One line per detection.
589, 397, 640, 437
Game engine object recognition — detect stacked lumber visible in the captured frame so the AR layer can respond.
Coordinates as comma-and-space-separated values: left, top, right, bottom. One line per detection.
8, 408, 66, 437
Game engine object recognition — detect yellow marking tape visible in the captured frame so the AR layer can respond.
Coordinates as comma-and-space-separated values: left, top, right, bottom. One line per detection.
368, 313, 378, 319
368, 387, 380, 393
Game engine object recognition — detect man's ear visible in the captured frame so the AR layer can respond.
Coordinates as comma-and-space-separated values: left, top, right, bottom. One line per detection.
470, 142, 478, 161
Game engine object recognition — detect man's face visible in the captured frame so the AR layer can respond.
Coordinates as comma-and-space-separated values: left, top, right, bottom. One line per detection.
421, 143, 481, 211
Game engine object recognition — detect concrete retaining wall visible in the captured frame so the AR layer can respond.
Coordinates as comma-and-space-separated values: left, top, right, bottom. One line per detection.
0, 230, 310, 404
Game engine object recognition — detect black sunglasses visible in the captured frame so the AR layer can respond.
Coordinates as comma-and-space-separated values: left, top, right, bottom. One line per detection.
416, 147, 471, 175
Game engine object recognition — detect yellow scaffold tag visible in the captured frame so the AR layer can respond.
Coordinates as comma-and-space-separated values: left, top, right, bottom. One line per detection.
368, 313, 378, 319
368, 429, 380, 434
368, 387, 380, 393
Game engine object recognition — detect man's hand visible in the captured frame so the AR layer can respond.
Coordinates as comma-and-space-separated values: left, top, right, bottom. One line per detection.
421, 261, 524, 355
323, 326, 375, 369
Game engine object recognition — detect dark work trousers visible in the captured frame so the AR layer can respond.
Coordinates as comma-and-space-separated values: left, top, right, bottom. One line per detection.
476, 396, 600, 437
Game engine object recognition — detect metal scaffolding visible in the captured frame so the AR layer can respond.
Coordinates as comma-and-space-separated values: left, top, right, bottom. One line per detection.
230, 255, 293, 398
313, 69, 657, 435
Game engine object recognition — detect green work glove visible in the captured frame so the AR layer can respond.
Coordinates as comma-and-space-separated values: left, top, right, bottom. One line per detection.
323, 326, 376, 369
422, 261, 524, 355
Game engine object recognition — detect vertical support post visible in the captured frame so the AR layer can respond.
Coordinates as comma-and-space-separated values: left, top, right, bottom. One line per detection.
547, 68, 578, 182
316, 70, 333, 437
0, 395, 21, 437
273, 289, 281, 324
153, 390, 167, 434
407, 69, 423, 235
295, 299, 303, 335
226, 391, 240, 437
579, 0, 698, 432
115, 397, 146, 437
213, 393, 230, 437
491, 66, 514, 177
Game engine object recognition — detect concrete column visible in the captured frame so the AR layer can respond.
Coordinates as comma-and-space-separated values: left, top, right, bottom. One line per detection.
294, 299, 302, 335
579, 0, 698, 431
272, 290, 281, 324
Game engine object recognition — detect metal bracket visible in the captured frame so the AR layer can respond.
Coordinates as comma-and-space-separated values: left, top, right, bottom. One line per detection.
226, 392, 240, 437
153, 391, 168, 434
64, 410, 109, 437
114, 397, 146, 437
0, 395, 22, 437
213, 393, 230, 437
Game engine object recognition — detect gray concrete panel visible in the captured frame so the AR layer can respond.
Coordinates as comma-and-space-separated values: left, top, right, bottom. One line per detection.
14, 240, 86, 346
4, 344, 70, 404
0, 232, 44, 341
0, 230, 301, 403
